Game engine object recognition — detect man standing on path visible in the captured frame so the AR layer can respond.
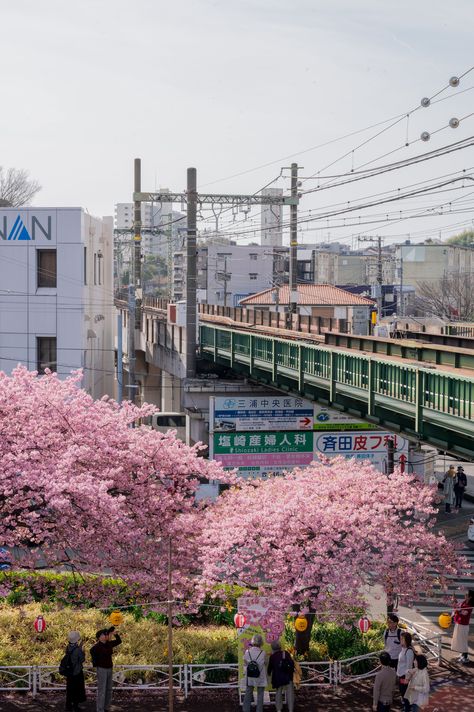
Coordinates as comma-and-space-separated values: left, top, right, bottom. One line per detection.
383, 614, 402, 669
90, 626, 122, 712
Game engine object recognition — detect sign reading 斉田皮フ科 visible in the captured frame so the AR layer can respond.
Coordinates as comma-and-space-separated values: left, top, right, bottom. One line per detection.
313, 431, 409, 471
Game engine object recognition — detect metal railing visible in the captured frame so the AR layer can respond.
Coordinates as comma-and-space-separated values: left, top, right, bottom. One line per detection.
0, 622, 443, 699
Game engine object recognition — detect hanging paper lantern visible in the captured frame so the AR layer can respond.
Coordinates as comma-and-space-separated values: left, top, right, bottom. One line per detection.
294, 616, 308, 632
234, 613, 246, 629
109, 610, 124, 626
34, 615, 46, 633
438, 612, 452, 629
358, 616, 371, 633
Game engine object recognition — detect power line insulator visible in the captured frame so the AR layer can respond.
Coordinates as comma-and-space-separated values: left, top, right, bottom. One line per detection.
420, 97, 431, 108
449, 76, 460, 87
449, 117, 460, 128
420, 131, 431, 142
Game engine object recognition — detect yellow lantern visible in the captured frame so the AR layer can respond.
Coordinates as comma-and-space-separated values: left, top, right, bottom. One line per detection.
109, 610, 124, 626
294, 616, 308, 632
438, 612, 452, 629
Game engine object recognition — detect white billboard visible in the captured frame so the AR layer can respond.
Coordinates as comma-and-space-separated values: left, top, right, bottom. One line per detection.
211, 395, 314, 432
313, 431, 409, 472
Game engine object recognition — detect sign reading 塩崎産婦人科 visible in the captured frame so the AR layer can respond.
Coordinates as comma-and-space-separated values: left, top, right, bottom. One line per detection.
211, 395, 314, 432
313, 431, 409, 472
211, 430, 314, 478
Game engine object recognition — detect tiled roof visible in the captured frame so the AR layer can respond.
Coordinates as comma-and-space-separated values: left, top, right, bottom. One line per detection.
239, 284, 375, 307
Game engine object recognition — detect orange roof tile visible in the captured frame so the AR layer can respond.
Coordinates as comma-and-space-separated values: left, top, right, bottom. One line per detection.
239, 284, 375, 307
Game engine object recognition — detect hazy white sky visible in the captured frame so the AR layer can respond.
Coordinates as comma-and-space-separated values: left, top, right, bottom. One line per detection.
2, 0, 474, 245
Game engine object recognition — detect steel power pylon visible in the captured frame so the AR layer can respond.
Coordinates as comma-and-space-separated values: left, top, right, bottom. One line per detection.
133, 167, 299, 379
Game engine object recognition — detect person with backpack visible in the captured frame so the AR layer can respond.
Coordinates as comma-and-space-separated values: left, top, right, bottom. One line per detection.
267, 639, 295, 712
243, 634, 267, 712
63, 631, 86, 712
454, 466, 468, 510
397, 631, 415, 712
383, 614, 402, 669
90, 626, 122, 712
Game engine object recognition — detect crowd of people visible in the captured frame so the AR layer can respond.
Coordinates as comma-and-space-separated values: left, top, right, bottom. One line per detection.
59, 596, 472, 712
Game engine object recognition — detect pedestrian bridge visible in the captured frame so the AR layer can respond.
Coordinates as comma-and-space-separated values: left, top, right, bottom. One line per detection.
199, 323, 474, 459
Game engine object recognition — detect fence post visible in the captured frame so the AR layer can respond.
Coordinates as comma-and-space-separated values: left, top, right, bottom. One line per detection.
436, 634, 442, 665
32, 666, 37, 697
184, 663, 188, 698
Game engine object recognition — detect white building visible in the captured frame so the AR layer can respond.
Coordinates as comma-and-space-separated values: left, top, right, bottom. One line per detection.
173, 244, 275, 305
260, 188, 283, 247
0, 207, 115, 398
114, 200, 185, 258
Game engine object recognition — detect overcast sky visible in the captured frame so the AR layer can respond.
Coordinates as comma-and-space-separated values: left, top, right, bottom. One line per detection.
2, 0, 474, 246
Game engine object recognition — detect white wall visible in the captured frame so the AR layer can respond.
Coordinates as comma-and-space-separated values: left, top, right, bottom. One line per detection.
0, 207, 114, 398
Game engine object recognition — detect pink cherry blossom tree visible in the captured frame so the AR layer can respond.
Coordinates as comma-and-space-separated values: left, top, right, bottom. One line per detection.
198, 458, 466, 627
0, 366, 227, 600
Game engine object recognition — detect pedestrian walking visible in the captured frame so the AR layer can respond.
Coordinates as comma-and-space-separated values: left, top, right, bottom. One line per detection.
372, 651, 396, 712
450, 589, 474, 664
403, 654, 430, 711
64, 631, 86, 712
386, 579, 399, 615
397, 631, 415, 712
267, 639, 295, 712
454, 466, 467, 510
90, 626, 122, 712
443, 465, 456, 513
383, 614, 402, 669
243, 634, 266, 712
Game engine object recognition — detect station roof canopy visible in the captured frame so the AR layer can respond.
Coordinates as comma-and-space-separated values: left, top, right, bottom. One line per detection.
239, 284, 375, 307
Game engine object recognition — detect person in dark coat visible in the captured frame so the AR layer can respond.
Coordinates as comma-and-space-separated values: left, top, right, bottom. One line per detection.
65, 631, 86, 712
90, 626, 122, 712
454, 466, 468, 509
267, 639, 295, 712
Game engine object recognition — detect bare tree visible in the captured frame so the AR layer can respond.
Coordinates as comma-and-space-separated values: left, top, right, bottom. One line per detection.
0, 166, 41, 207
415, 272, 474, 320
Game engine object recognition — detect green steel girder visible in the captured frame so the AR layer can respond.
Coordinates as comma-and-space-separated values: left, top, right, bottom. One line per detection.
200, 324, 474, 459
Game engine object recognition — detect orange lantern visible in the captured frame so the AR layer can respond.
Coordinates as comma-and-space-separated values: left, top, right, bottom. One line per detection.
438, 612, 452, 629
294, 616, 308, 632
109, 611, 124, 626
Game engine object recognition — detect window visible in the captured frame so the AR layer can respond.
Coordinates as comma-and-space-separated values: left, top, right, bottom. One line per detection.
37, 249, 57, 288
37, 337, 57, 374
249, 253, 258, 261
249, 273, 258, 280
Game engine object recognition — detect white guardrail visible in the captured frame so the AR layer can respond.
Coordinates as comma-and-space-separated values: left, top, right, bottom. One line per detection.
0, 621, 442, 698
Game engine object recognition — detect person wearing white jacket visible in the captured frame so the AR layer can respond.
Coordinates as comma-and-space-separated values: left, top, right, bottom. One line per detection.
404, 654, 430, 711
243, 634, 267, 712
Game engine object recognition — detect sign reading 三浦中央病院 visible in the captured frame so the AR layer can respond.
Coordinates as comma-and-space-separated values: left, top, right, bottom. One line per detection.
211, 395, 314, 432
313, 405, 370, 431
314, 431, 409, 471
211, 430, 314, 478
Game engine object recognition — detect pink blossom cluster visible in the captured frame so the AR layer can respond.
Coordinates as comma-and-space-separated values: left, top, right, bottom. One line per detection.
0, 367, 228, 599
198, 458, 466, 620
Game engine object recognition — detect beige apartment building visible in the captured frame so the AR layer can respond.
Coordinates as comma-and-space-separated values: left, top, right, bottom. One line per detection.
396, 243, 474, 286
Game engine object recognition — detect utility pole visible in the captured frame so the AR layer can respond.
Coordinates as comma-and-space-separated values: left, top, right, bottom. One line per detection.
359, 235, 383, 323
186, 168, 197, 378
289, 162, 299, 328
134, 172, 297, 373
127, 158, 142, 404
399, 245, 404, 317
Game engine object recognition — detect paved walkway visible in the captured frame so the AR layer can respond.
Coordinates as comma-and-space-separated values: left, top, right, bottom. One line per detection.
0, 659, 473, 710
